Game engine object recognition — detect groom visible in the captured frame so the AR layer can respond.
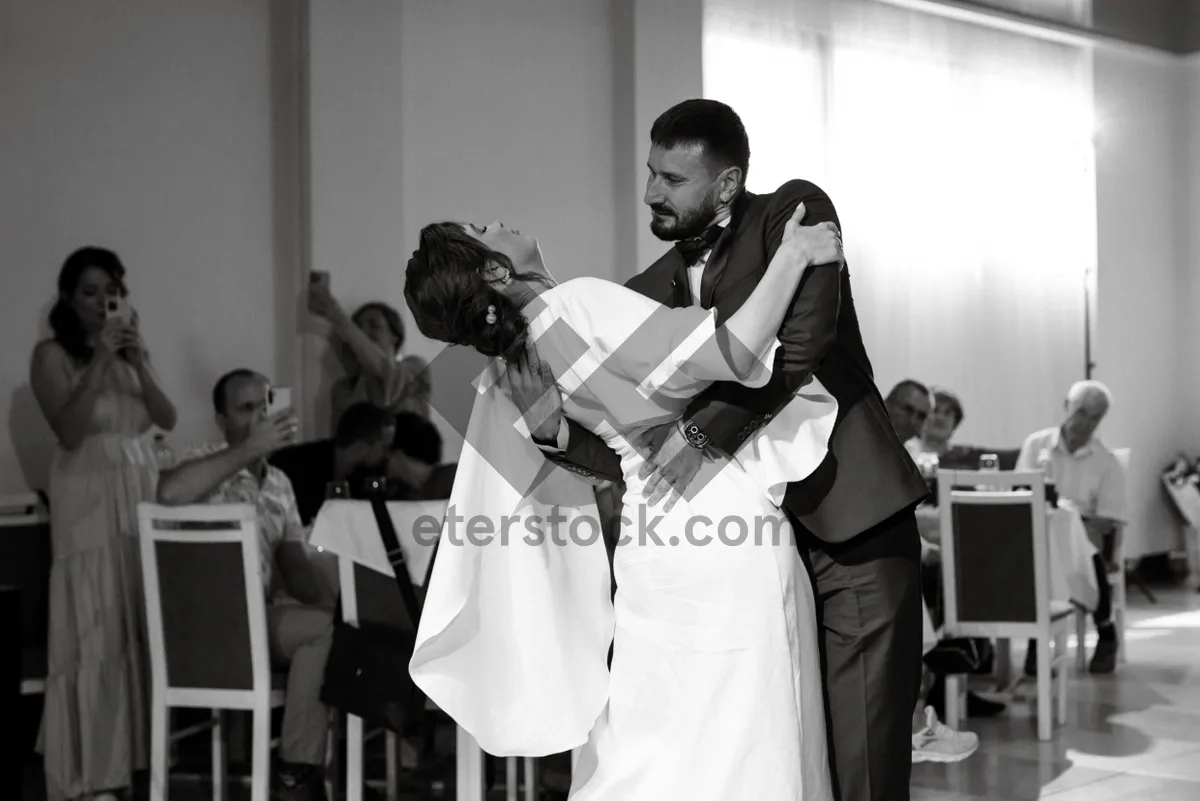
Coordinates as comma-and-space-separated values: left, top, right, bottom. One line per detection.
507, 99, 928, 800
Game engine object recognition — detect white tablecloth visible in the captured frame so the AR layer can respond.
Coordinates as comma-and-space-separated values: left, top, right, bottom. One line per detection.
308, 499, 448, 587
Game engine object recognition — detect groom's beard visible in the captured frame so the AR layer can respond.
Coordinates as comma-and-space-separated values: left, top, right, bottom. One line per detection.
649, 194, 719, 242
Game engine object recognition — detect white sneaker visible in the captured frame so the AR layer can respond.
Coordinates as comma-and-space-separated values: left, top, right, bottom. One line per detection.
912, 706, 979, 763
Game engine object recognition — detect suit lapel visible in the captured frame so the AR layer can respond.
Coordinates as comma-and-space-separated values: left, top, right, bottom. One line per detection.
699, 191, 753, 309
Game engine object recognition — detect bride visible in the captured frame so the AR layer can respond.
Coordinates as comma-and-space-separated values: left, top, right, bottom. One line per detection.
405, 203, 842, 799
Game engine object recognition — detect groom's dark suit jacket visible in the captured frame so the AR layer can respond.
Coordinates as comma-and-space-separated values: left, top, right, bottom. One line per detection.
548, 179, 928, 544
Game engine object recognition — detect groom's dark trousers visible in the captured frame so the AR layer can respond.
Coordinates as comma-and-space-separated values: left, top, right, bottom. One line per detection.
543, 180, 929, 801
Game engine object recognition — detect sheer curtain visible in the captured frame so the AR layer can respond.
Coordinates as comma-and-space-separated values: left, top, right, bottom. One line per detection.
703, 0, 1097, 448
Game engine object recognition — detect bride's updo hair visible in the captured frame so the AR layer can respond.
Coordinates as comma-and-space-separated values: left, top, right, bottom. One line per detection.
404, 222, 537, 360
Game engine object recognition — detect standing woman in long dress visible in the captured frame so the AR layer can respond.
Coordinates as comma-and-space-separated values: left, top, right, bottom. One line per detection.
30, 247, 178, 801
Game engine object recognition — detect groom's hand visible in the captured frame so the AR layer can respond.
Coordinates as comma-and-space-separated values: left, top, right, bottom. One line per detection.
501, 343, 563, 443
637, 423, 709, 513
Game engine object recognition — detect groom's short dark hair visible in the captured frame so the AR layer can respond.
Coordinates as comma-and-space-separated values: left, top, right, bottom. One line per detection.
651, 99, 750, 183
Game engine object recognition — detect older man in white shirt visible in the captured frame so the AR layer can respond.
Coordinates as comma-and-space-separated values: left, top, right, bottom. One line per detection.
1016, 380, 1125, 674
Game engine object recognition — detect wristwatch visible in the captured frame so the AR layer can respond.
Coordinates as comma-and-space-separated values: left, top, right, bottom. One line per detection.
676, 419, 710, 450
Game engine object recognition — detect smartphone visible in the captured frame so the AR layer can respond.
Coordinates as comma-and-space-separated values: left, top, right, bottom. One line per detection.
266, 386, 292, 417
105, 295, 133, 325
309, 270, 331, 291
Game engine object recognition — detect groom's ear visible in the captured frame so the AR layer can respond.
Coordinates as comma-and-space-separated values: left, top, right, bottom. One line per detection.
717, 166, 743, 204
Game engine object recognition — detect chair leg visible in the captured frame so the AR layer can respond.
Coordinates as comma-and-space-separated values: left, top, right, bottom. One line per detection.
212, 710, 228, 801
523, 757, 538, 801
150, 695, 170, 801
385, 730, 399, 801
992, 638, 1012, 691
251, 705, 272, 801
325, 712, 342, 801
1055, 635, 1068, 725
347, 714, 364, 801
1037, 638, 1052, 741
1075, 611, 1088, 672
456, 725, 486, 801
506, 756, 518, 801
945, 674, 962, 731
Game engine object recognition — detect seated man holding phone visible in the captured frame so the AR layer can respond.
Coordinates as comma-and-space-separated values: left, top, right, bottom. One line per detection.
157, 369, 331, 801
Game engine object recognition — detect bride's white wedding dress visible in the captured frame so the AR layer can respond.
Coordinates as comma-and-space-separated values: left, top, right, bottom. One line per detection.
410, 277, 837, 800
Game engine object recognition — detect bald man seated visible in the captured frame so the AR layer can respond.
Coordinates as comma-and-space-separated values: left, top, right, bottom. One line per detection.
1016, 380, 1125, 674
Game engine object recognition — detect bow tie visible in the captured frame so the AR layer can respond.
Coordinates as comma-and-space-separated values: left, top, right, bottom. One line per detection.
674, 224, 725, 267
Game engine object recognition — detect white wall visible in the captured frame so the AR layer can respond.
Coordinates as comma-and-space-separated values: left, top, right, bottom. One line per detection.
629, 0, 705, 273
1092, 47, 1189, 555
304, 0, 628, 456
1184, 54, 1200, 457
0, 0, 283, 493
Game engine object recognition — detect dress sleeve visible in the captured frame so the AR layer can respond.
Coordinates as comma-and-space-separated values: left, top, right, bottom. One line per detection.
408, 360, 614, 757
552, 277, 781, 401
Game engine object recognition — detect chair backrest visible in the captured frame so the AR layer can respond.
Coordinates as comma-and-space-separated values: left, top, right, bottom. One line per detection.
138, 502, 268, 694
420, 463, 457, 501
341, 561, 414, 633
388, 499, 445, 589
938, 470, 1051, 629
336, 499, 447, 632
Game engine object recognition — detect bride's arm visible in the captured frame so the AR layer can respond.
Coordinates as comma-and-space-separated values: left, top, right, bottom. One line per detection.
705, 202, 842, 382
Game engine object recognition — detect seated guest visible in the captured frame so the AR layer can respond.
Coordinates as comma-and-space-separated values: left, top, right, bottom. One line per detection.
916, 386, 964, 458
269, 402, 398, 526
307, 282, 431, 428
1016, 379, 1124, 674
157, 369, 331, 801
884, 384, 992, 760
887, 381, 1005, 728
393, 410, 442, 465
910, 388, 1020, 471
386, 410, 447, 499
885, 379, 933, 454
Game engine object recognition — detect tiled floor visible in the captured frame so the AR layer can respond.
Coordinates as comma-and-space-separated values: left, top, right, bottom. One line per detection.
912, 585, 1200, 801
21, 584, 1200, 800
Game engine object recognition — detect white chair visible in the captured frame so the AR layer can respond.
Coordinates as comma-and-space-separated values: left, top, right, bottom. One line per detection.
336, 556, 402, 801
139, 502, 287, 801
938, 470, 1073, 741
318, 497, 540, 801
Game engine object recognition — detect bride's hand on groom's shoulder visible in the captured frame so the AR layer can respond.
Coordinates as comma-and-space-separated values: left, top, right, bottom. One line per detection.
499, 343, 562, 442
779, 201, 844, 269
